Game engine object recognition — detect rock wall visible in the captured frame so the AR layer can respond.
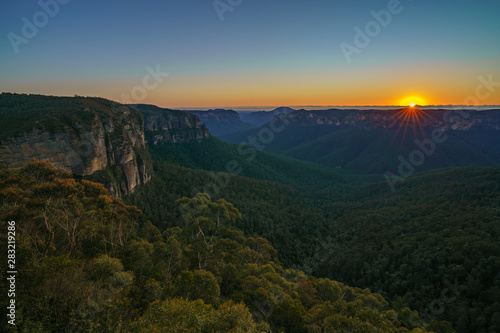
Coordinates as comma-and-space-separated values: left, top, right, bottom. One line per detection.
0, 96, 152, 197
132, 104, 210, 144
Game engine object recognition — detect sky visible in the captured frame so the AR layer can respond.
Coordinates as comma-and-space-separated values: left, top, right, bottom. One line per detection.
1, 0, 499, 109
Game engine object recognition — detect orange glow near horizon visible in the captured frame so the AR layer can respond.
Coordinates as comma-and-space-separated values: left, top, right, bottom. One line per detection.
398, 96, 427, 107
6, 58, 500, 108
7, 60, 500, 108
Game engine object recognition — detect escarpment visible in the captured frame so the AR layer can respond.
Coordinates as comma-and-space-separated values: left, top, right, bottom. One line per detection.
0, 93, 152, 197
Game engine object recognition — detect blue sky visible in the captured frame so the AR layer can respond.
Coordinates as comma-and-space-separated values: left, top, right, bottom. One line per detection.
1, 0, 499, 107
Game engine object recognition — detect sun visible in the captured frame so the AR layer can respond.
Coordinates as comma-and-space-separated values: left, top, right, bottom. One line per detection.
390, 99, 434, 145
398, 96, 426, 107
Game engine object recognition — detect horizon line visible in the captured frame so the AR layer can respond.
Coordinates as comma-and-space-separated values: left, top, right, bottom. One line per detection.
2, 93, 499, 111
174, 104, 500, 111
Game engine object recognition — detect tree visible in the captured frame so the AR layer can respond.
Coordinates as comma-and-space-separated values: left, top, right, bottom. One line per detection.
0, 160, 140, 261
176, 270, 221, 306
269, 297, 306, 333
176, 193, 242, 269
130, 298, 260, 333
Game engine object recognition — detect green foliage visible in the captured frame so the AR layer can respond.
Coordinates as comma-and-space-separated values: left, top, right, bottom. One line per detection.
126, 151, 497, 332
0, 161, 434, 332
175, 270, 221, 306
269, 297, 307, 333
0, 160, 141, 260
0, 161, 141, 332
125, 160, 333, 268
130, 298, 260, 333
0, 93, 153, 198
146, 135, 367, 198
0, 93, 142, 139
223, 115, 500, 173
312, 167, 500, 333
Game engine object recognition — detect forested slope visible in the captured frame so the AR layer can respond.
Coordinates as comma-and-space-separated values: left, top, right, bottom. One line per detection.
0, 161, 435, 332
128, 146, 500, 332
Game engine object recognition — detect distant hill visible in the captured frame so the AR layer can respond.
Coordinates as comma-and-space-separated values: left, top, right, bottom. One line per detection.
238, 106, 296, 127
222, 108, 500, 174
184, 109, 254, 137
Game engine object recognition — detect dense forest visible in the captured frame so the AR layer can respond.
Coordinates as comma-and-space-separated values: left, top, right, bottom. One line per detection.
125, 139, 500, 333
1, 161, 441, 332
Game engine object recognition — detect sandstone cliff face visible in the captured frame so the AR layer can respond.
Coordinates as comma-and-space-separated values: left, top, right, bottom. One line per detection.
0, 94, 152, 197
184, 109, 254, 137
131, 104, 210, 144
187, 109, 242, 123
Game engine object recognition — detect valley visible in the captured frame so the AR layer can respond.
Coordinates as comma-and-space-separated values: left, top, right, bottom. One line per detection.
2, 1, 498, 331
1, 94, 499, 332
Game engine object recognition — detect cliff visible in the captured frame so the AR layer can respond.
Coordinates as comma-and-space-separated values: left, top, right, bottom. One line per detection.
0, 93, 152, 197
131, 104, 210, 143
184, 109, 254, 137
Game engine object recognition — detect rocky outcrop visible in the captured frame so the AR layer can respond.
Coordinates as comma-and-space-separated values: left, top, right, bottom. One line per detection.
131, 104, 210, 144
0, 94, 152, 197
184, 109, 254, 137
187, 109, 242, 123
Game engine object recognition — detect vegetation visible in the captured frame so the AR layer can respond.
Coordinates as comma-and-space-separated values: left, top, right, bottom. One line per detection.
314, 167, 500, 333
146, 135, 382, 204
2, 94, 498, 332
0, 93, 152, 198
0, 161, 434, 332
222, 120, 500, 174
128, 145, 500, 332
0, 93, 142, 139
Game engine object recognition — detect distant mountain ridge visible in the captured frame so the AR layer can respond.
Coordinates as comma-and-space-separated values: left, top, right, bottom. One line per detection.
221, 108, 500, 174
179, 107, 296, 137
238, 106, 296, 127
184, 109, 253, 137
278, 108, 500, 130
